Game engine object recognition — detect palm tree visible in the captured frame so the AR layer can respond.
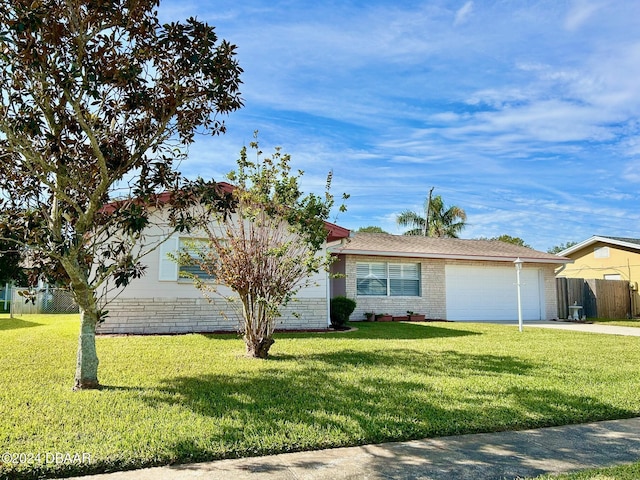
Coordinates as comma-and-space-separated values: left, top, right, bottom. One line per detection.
397, 192, 467, 238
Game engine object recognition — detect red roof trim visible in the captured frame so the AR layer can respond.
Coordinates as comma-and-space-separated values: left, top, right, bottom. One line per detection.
324, 220, 351, 242
101, 182, 350, 241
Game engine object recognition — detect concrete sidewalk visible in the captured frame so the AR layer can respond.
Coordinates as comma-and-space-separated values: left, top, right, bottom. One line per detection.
524, 321, 640, 336
68, 417, 640, 480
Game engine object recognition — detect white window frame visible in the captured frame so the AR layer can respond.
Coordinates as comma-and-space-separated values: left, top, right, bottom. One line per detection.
356, 261, 420, 297
178, 238, 216, 281
158, 236, 216, 282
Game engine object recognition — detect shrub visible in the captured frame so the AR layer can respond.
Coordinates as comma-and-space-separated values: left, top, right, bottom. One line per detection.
330, 296, 356, 328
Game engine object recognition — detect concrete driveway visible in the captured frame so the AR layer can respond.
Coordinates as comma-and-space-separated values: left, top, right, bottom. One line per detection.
516, 321, 640, 336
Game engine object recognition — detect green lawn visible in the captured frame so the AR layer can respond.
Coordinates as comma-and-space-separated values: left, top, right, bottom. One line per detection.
1, 315, 640, 479
590, 318, 640, 328
532, 461, 640, 479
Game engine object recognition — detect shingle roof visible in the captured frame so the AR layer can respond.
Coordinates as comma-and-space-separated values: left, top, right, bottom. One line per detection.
599, 236, 640, 246
331, 232, 570, 264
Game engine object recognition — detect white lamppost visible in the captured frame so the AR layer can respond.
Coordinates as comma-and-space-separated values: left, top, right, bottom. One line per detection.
514, 257, 524, 332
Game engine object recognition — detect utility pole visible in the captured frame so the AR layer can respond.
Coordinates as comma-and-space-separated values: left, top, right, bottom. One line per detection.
424, 187, 434, 237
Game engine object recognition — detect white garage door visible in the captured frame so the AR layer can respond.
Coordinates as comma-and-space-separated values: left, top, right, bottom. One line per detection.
445, 265, 543, 321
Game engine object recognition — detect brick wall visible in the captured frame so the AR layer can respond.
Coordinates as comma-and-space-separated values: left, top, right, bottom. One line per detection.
343, 255, 558, 321
344, 255, 447, 321
97, 297, 328, 334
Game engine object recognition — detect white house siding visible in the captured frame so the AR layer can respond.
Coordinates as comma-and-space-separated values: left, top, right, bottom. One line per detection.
341, 255, 558, 322
98, 223, 331, 333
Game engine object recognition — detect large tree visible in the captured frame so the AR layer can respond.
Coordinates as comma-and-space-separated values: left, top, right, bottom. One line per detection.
0, 0, 243, 389
397, 191, 467, 238
179, 137, 346, 359
0, 220, 27, 286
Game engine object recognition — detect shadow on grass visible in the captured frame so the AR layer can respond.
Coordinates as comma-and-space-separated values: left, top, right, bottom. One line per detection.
0, 316, 43, 331
276, 321, 480, 341
140, 348, 633, 466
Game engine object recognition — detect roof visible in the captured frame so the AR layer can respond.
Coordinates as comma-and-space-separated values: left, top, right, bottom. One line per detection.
559, 235, 640, 256
102, 182, 350, 242
330, 232, 570, 264
324, 221, 351, 243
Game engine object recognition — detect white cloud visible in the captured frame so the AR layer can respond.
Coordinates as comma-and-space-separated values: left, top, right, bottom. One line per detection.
160, 0, 640, 251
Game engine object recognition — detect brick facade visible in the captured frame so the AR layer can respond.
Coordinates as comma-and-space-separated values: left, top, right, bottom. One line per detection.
342, 254, 558, 321
97, 297, 328, 334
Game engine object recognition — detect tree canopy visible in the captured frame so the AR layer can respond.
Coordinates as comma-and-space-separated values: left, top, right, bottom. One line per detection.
548, 241, 578, 254
0, 0, 243, 389
477, 235, 531, 248
357, 226, 388, 234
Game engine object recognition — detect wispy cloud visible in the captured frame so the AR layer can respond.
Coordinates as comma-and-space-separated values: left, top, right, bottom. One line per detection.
454, 1, 474, 26
564, 0, 605, 31
161, 0, 640, 250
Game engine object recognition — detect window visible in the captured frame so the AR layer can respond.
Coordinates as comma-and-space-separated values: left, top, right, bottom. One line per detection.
357, 262, 387, 295
594, 246, 610, 258
389, 263, 420, 296
178, 238, 216, 281
356, 262, 420, 296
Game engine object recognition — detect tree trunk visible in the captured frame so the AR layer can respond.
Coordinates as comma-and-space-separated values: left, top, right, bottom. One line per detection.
245, 336, 275, 359
73, 308, 100, 390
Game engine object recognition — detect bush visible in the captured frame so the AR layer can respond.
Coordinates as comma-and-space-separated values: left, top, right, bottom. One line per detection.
330, 296, 356, 328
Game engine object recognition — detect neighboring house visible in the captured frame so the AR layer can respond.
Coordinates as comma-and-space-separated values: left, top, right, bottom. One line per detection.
329, 233, 570, 322
557, 236, 640, 316
97, 190, 351, 334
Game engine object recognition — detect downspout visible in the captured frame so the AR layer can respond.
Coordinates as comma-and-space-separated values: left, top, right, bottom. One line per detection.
326, 267, 331, 328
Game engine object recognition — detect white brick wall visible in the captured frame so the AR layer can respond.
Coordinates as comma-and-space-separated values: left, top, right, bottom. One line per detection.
344, 255, 446, 321
97, 297, 328, 334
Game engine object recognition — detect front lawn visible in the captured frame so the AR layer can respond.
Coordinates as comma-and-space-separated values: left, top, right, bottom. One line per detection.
590, 318, 640, 328
1, 315, 640, 479
532, 460, 640, 479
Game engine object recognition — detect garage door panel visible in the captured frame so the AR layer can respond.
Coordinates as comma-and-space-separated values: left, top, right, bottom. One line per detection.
445, 265, 542, 321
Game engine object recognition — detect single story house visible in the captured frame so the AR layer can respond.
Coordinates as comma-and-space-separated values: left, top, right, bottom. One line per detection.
556, 236, 640, 316
329, 233, 571, 322
97, 204, 351, 334
97, 203, 570, 333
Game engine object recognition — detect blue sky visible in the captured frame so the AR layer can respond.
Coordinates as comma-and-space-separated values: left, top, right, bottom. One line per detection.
158, 0, 640, 251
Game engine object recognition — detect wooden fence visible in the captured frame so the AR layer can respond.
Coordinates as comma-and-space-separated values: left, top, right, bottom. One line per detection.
556, 277, 630, 319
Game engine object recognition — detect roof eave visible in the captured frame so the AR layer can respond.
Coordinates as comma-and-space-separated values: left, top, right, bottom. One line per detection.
330, 248, 571, 264
559, 235, 640, 256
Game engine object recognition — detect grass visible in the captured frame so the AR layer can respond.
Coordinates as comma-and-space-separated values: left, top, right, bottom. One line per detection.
590, 318, 640, 328
531, 461, 640, 479
1, 315, 640, 479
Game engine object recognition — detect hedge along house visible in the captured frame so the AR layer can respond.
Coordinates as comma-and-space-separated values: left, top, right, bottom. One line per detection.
96, 185, 351, 335
329, 233, 571, 322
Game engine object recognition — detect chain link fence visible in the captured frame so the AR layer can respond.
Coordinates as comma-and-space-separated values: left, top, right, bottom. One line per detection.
10, 286, 79, 315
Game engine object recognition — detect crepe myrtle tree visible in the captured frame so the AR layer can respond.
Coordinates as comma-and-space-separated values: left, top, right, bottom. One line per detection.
179, 137, 348, 359
0, 0, 243, 389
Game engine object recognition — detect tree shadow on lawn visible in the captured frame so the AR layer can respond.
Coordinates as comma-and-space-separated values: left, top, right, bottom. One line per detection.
276, 321, 480, 341
140, 348, 633, 467
0, 316, 43, 331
